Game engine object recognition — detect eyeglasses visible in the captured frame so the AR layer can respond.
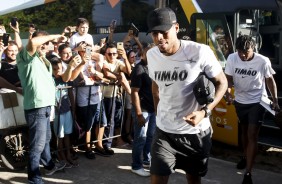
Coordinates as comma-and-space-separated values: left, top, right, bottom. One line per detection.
125, 44, 131, 47
107, 52, 117, 56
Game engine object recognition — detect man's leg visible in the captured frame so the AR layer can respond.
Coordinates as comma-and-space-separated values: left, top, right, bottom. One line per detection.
186, 174, 201, 184
26, 107, 53, 183
246, 124, 261, 173
143, 112, 156, 166
151, 175, 169, 184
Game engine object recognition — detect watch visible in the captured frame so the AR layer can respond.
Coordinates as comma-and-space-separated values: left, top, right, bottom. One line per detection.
201, 106, 212, 117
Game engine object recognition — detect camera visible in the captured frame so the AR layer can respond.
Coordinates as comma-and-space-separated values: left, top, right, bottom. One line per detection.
11, 17, 18, 27
130, 23, 139, 37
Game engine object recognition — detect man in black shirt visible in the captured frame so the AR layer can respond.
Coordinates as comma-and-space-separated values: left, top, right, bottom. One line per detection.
0, 41, 22, 94
131, 46, 156, 177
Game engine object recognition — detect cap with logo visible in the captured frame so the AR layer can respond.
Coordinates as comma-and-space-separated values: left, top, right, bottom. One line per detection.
147, 7, 177, 33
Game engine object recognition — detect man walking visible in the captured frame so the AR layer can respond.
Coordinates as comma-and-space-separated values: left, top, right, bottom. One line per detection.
146, 7, 227, 184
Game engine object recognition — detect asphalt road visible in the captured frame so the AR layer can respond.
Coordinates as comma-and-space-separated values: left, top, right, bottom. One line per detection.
1, 147, 282, 184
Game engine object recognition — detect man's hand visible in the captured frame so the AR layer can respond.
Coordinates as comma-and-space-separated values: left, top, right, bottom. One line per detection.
69, 55, 82, 69
137, 114, 146, 127
225, 92, 234, 105
10, 21, 20, 33
183, 110, 205, 127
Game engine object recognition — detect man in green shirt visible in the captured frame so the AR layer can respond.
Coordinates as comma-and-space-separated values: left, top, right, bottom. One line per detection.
17, 30, 67, 184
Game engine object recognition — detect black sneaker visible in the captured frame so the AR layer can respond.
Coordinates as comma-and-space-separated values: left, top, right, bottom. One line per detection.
85, 150, 96, 159
94, 147, 111, 157
242, 172, 253, 184
237, 156, 247, 169
103, 146, 115, 155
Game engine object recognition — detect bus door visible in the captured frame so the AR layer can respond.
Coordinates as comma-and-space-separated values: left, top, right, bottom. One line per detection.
191, 13, 235, 68
191, 13, 239, 146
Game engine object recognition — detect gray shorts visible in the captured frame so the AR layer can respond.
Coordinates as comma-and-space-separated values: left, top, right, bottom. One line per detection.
234, 101, 265, 125
150, 127, 212, 177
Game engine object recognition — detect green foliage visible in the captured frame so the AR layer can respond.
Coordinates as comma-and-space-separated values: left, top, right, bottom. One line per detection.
0, 0, 94, 34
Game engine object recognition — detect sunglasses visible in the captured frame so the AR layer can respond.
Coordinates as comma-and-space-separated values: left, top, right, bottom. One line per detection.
125, 44, 131, 47
107, 52, 117, 56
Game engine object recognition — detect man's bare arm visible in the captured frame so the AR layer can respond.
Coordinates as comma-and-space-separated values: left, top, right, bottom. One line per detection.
152, 81, 159, 115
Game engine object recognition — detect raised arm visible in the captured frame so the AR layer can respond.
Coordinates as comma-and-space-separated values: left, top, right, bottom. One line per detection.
10, 21, 22, 51
27, 34, 66, 56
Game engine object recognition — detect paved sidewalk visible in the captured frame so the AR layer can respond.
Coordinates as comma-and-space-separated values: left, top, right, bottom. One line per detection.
0, 148, 281, 184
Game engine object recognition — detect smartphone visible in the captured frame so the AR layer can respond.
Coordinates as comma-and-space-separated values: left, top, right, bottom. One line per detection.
117, 42, 123, 50
110, 19, 117, 29
29, 23, 35, 28
131, 23, 139, 37
85, 46, 92, 56
11, 17, 18, 27
3, 33, 10, 46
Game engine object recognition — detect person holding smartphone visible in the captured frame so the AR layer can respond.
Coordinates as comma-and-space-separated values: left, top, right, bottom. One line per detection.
69, 18, 93, 52
0, 18, 23, 94
58, 43, 85, 82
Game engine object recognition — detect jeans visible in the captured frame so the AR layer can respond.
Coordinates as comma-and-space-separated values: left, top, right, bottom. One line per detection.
103, 96, 123, 148
131, 111, 156, 170
25, 106, 54, 184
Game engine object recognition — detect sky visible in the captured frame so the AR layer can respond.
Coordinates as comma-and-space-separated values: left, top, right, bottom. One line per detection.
0, 0, 53, 16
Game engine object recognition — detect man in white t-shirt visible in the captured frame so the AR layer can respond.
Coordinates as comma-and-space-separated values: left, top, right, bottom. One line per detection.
146, 8, 227, 184
225, 35, 280, 184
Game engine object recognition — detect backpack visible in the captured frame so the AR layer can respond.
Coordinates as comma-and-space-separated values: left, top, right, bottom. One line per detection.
193, 72, 215, 105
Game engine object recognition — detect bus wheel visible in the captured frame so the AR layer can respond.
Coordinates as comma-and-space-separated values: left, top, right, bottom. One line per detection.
0, 130, 29, 170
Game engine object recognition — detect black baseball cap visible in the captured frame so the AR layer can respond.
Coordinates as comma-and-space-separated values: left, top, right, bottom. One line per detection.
147, 7, 177, 33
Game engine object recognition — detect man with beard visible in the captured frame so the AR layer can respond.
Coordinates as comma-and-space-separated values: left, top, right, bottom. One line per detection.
0, 21, 22, 94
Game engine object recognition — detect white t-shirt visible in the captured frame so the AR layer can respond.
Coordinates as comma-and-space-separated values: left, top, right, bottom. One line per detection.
225, 52, 275, 104
76, 60, 101, 107
69, 32, 94, 49
147, 40, 222, 134
103, 60, 125, 98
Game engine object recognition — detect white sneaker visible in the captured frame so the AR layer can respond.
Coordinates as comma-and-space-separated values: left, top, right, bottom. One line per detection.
131, 168, 150, 177
45, 161, 66, 176
142, 163, 151, 168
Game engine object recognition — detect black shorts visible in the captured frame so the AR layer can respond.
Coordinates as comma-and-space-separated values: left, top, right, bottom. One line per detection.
76, 104, 98, 131
234, 101, 265, 125
150, 127, 212, 177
